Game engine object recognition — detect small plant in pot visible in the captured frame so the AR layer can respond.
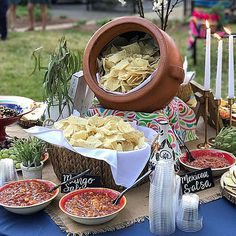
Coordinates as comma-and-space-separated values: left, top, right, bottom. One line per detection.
31, 37, 81, 121
13, 137, 46, 179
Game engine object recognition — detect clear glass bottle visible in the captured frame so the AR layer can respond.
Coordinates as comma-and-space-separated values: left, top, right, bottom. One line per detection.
150, 121, 175, 167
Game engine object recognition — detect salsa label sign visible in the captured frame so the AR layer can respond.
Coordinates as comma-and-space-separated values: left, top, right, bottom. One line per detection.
61, 174, 101, 193
180, 168, 214, 194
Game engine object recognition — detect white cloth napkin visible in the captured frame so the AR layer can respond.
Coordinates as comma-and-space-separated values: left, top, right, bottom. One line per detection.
25, 125, 156, 187
182, 57, 196, 85
182, 71, 196, 85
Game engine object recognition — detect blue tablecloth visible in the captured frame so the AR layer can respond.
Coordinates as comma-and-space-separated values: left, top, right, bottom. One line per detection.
0, 198, 236, 236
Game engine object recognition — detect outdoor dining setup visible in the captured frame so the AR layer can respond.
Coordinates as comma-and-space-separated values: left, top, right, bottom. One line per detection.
1, 8, 236, 236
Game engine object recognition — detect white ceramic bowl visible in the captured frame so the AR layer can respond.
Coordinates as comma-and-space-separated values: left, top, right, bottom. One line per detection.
179, 149, 236, 177
0, 179, 59, 215
59, 188, 127, 225
0, 96, 35, 115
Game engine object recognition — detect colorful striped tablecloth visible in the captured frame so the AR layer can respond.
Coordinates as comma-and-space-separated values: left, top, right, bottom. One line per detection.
87, 97, 197, 157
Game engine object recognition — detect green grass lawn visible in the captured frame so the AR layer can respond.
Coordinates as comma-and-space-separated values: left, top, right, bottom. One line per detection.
0, 22, 235, 101
16, 5, 51, 20
0, 29, 92, 101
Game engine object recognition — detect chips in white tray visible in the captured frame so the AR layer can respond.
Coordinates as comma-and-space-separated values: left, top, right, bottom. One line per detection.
54, 115, 146, 151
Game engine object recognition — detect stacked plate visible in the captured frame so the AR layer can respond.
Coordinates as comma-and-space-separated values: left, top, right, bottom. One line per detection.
149, 160, 176, 235
176, 193, 203, 232
220, 166, 236, 204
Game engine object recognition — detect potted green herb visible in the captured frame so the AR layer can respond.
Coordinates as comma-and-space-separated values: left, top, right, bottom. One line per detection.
13, 137, 46, 179
31, 37, 81, 121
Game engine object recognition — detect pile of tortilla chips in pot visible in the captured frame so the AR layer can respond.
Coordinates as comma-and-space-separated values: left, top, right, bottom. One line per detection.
97, 34, 160, 93
54, 115, 146, 151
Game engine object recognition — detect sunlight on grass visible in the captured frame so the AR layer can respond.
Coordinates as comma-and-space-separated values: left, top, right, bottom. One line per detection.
0, 22, 235, 102
0, 29, 92, 101
16, 5, 51, 21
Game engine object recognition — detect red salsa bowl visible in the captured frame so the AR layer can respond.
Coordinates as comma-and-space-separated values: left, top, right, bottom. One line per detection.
179, 149, 236, 176
59, 188, 127, 225
0, 179, 59, 214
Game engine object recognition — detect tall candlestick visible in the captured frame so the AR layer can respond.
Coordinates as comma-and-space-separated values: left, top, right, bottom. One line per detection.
214, 33, 223, 100
228, 34, 234, 98
204, 20, 211, 91
224, 27, 235, 98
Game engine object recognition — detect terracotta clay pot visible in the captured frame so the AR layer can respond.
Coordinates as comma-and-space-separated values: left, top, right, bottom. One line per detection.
83, 16, 184, 112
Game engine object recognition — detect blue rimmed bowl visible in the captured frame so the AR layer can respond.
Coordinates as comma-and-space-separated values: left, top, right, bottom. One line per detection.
0, 96, 36, 141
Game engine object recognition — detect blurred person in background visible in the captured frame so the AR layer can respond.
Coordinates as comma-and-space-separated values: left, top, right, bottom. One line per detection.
0, 0, 8, 40
7, 0, 20, 31
27, 0, 48, 31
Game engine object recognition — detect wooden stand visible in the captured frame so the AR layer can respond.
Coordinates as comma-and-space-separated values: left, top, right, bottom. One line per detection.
190, 80, 224, 130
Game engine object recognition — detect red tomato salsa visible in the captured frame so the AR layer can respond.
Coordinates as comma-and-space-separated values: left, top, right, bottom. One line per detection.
185, 155, 230, 169
0, 181, 55, 206
65, 191, 121, 217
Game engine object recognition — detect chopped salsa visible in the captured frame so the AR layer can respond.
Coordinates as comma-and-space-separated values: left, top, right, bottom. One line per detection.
65, 191, 121, 217
0, 105, 19, 118
185, 155, 230, 169
0, 181, 55, 206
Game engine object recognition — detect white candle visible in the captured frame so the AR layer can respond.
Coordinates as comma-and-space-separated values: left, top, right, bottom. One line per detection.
228, 34, 234, 98
215, 35, 223, 99
204, 20, 211, 91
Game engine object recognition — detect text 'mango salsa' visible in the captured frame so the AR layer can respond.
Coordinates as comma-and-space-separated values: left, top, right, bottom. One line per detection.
0, 181, 54, 206
65, 191, 121, 217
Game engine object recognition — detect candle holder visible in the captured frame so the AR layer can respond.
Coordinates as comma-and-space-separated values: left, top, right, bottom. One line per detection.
197, 90, 211, 149
208, 99, 221, 144
228, 97, 235, 127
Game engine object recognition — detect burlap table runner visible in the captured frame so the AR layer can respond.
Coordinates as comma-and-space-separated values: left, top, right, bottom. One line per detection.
7, 123, 223, 236
41, 160, 222, 236
43, 161, 149, 236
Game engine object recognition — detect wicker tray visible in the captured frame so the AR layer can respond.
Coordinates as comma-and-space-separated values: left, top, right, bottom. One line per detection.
176, 83, 193, 103
48, 144, 148, 191
220, 171, 236, 204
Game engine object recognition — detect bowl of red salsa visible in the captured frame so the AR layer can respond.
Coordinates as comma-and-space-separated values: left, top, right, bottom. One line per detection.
59, 188, 127, 225
0, 179, 59, 214
179, 149, 236, 176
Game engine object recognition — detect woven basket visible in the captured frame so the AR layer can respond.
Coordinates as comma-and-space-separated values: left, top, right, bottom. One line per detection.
176, 83, 193, 102
48, 144, 148, 191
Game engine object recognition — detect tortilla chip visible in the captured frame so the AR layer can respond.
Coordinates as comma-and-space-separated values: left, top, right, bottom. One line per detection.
54, 115, 147, 151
